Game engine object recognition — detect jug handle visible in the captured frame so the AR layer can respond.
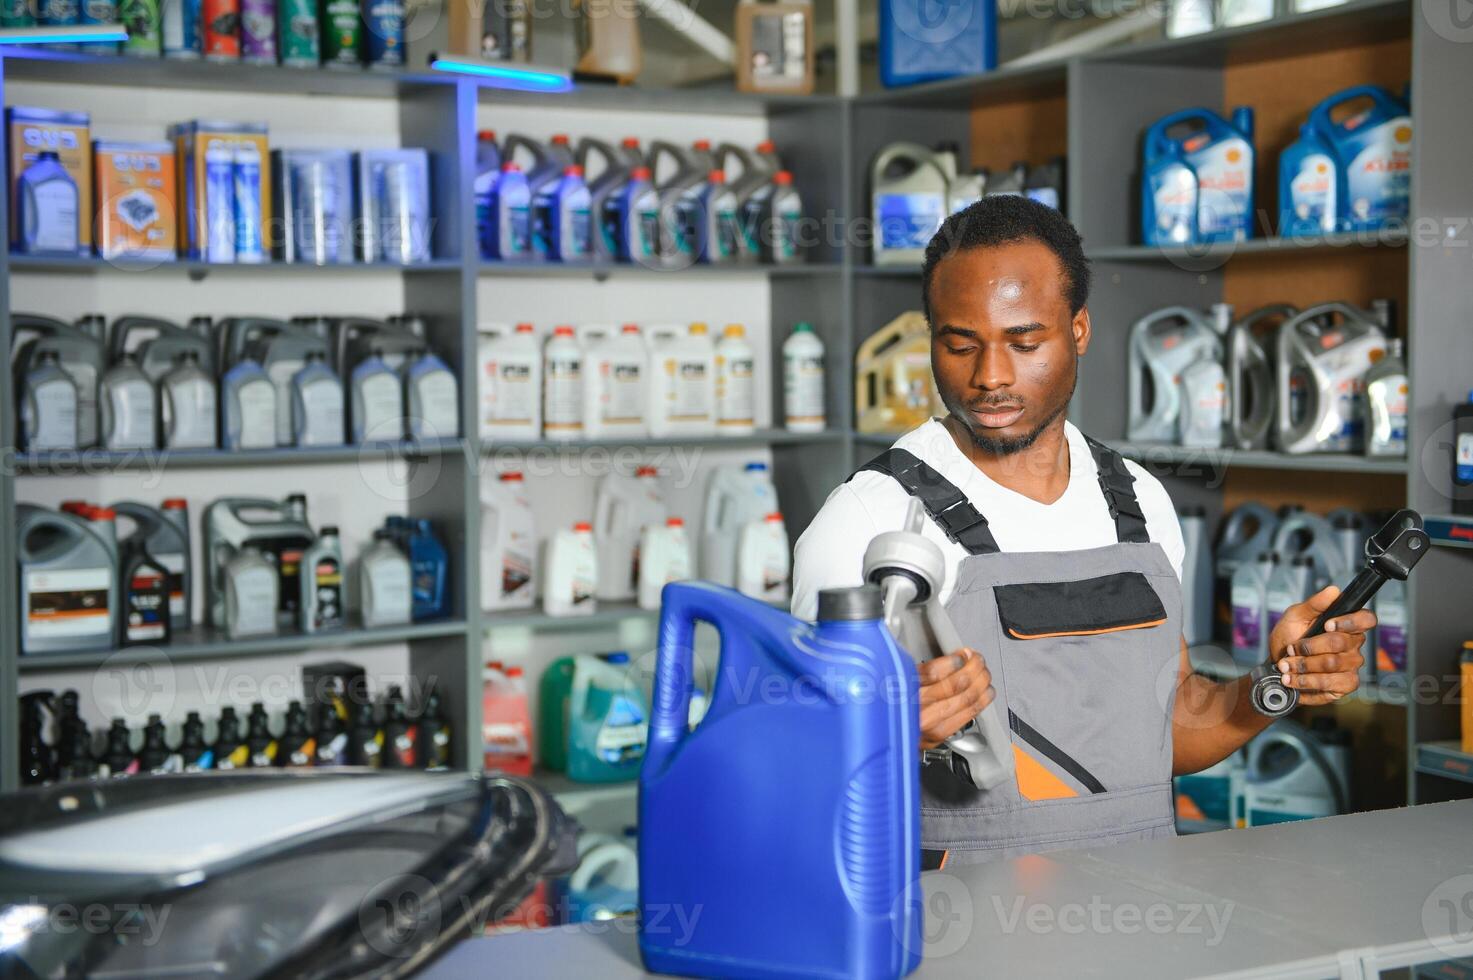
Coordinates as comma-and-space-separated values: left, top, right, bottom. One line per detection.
1310, 86, 1402, 138
869, 142, 938, 189
1147, 109, 1215, 156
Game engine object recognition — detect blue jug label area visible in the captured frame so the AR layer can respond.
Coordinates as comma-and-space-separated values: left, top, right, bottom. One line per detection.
1149, 163, 1196, 244
595, 695, 646, 764
875, 192, 944, 250
1346, 118, 1412, 226
1457, 433, 1473, 483
1290, 153, 1337, 232
1190, 138, 1252, 241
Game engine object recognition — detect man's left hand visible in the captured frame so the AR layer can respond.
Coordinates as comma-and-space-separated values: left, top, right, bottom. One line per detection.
1268, 585, 1377, 706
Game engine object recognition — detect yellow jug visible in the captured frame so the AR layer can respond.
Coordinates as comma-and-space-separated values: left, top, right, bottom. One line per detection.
855, 311, 943, 434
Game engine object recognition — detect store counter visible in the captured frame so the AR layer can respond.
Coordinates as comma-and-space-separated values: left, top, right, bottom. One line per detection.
422, 799, 1473, 979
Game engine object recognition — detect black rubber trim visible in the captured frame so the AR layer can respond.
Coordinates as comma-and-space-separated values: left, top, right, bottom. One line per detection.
1008, 709, 1107, 795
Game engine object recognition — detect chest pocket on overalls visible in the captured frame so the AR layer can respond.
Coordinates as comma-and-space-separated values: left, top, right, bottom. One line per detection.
991, 567, 1173, 801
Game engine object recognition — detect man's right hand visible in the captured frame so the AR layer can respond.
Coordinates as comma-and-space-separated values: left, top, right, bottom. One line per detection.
917, 648, 996, 751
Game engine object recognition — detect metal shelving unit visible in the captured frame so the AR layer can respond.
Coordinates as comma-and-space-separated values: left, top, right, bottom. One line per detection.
844, 0, 1464, 817
1107, 442, 1410, 475
4, 0, 1465, 813
0, 57, 854, 792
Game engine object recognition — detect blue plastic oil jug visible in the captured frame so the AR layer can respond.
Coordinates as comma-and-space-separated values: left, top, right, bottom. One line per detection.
1278, 122, 1338, 238
568, 652, 648, 783
639, 582, 922, 979
1278, 85, 1410, 237
878, 0, 997, 88
1142, 107, 1255, 247
408, 519, 449, 621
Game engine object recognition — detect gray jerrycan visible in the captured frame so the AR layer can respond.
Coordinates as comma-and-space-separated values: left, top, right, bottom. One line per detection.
220, 318, 331, 447
1272, 510, 1348, 592
1327, 509, 1371, 581
717, 140, 781, 261
869, 142, 954, 267
203, 497, 315, 629
17, 504, 118, 654
111, 500, 193, 631
1244, 719, 1348, 823
1214, 502, 1279, 643
331, 316, 422, 375
648, 139, 716, 266
1126, 305, 1223, 443
578, 136, 645, 262
1275, 302, 1387, 454
109, 315, 217, 382
12, 313, 107, 448
1227, 304, 1296, 450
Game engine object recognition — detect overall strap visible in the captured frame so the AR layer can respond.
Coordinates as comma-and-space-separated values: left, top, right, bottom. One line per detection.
852, 449, 1000, 555
1081, 435, 1151, 545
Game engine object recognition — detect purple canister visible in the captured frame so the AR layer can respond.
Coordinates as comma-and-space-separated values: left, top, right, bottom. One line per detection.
240, 0, 276, 62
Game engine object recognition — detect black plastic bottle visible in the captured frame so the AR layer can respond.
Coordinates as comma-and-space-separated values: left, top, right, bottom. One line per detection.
348, 698, 384, 768
19, 691, 57, 786
137, 714, 175, 773
278, 701, 317, 768
55, 691, 97, 781
419, 689, 453, 771
245, 703, 279, 768
381, 685, 419, 770
213, 707, 248, 770
102, 719, 139, 777
120, 540, 173, 647
314, 703, 350, 766
179, 712, 214, 771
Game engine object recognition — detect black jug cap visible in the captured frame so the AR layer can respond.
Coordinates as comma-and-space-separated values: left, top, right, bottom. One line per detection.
818, 585, 882, 623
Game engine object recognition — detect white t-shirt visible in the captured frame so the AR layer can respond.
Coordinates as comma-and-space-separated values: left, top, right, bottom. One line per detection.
791, 420, 1186, 621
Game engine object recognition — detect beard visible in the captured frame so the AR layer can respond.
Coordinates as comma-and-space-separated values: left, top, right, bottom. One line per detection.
941, 371, 1076, 457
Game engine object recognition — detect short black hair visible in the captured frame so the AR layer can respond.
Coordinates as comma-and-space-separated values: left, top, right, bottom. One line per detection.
921, 195, 1091, 324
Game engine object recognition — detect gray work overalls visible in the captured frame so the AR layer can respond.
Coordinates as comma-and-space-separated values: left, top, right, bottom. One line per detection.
855, 434, 1182, 868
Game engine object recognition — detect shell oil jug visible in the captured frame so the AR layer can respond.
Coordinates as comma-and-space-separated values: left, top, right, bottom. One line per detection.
1142, 107, 1255, 246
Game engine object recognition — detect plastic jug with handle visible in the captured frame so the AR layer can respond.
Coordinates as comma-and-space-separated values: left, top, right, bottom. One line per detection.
594, 467, 667, 601
1214, 502, 1279, 644
17, 504, 118, 654
1308, 85, 1408, 234
1275, 301, 1387, 454
482, 663, 534, 776
1141, 107, 1255, 247
1126, 305, 1223, 443
700, 462, 778, 587
480, 470, 537, 611
108, 314, 216, 382
1227, 304, 1296, 450
568, 833, 639, 922
1272, 510, 1348, 592
855, 311, 942, 434
870, 142, 953, 266
579, 136, 644, 262
11, 313, 106, 448
568, 651, 646, 783
639, 582, 922, 979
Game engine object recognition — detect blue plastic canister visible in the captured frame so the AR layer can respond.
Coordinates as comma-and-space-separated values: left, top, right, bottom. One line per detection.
878, 0, 997, 88
1142, 107, 1255, 247
639, 582, 922, 979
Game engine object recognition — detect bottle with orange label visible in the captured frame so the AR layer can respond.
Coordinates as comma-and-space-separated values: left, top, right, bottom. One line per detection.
1461, 641, 1473, 754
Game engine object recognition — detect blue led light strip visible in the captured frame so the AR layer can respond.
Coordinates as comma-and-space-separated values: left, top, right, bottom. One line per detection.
429, 58, 573, 93
0, 26, 129, 44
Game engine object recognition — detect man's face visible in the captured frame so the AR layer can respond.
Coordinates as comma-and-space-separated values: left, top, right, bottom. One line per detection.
928, 240, 1091, 455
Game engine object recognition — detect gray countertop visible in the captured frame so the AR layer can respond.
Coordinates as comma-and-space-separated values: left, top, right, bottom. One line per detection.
421, 800, 1473, 979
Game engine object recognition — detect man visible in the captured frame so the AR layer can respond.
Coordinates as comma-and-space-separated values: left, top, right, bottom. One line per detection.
793, 196, 1374, 867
